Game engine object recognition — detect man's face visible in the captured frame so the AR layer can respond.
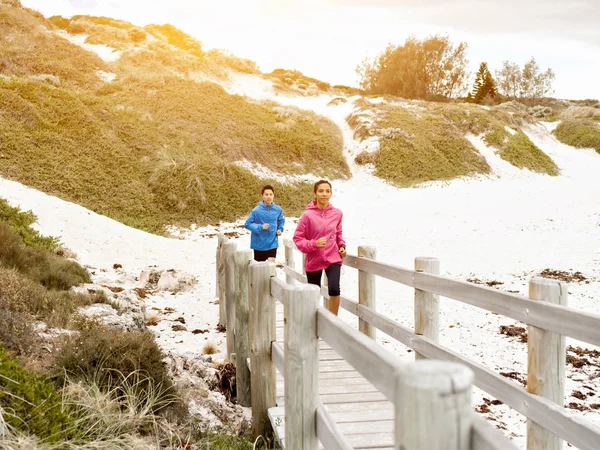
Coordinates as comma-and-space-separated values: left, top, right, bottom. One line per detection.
262, 189, 274, 205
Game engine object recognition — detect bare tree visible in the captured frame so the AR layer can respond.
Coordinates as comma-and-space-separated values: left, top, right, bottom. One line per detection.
495, 61, 521, 98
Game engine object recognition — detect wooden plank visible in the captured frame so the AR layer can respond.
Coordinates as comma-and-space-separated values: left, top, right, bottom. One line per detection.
471, 415, 519, 450
414, 271, 600, 346
344, 254, 414, 287
284, 283, 320, 450
329, 409, 394, 422
217, 235, 227, 326
325, 401, 392, 413
284, 265, 307, 284
272, 341, 284, 374
316, 309, 403, 401
316, 405, 353, 450
414, 257, 440, 360
335, 420, 394, 434
319, 392, 387, 404
277, 383, 380, 396
271, 277, 289, 306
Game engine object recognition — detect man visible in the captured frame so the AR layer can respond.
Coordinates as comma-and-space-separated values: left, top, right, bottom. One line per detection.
244, 185, 285, 261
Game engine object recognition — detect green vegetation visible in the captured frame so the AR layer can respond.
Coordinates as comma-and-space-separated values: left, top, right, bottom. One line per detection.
553, 119, 600, 153
0, 346, 83, 442
0, 77, 346, 232
1, 5, 109, 90
350, 100, 558, 184
484, 127, 558, 174
0, 198, 59, 251
53, 328, 179, 413
370, 106, 490, 185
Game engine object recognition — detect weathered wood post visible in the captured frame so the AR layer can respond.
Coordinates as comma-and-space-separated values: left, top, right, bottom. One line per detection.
249, 261, 276, 439
217, 235, 228, 326
358, 246, 377, 339
234, 249, 252, 407
224, 241, 237, 359
285, 283, 320, 450
414, 257, 440, 360
527, 277, 567, 450
285, 242, 295, 285
395, 360, 473, 450
322, 270, 330, 310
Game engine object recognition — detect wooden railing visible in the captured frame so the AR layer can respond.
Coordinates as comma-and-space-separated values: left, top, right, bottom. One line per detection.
216, 236, 522, 449
281, 237, 600, 450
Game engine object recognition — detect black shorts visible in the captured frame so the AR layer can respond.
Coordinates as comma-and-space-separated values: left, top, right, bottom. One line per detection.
254, 248, 277, 262
306, 263, 341, 296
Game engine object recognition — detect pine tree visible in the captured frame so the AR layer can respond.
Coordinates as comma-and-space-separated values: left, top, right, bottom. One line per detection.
472, 62, 497, 104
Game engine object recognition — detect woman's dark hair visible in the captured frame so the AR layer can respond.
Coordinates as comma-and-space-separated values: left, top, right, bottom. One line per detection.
313, 180, 332, 193
261, 185, 275, 194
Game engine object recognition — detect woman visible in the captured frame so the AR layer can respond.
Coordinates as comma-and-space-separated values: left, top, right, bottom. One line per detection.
293, 179, 346, 315
244, 185, 285, 262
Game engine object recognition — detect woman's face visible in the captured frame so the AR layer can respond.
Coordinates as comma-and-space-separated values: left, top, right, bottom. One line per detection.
262, 189, 274, 205
314, 183, 332, 206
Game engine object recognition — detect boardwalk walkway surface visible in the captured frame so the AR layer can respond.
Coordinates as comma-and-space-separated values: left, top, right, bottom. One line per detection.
269, 307, 395, 449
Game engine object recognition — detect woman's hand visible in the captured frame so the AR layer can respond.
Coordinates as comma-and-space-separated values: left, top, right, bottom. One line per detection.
276, 230, 282, 236
262, 223, 269, 230
339, 247, 347, 258
315, 237, 327, 248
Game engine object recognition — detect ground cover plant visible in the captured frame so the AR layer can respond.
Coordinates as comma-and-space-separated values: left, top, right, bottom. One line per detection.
553, 119, 600, 154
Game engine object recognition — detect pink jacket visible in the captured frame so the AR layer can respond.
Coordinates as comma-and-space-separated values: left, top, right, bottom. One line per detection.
293, 200, 346, 272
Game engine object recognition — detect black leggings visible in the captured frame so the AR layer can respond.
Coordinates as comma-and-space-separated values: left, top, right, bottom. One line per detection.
306, 264, 341, 296
254, 248, 277, 262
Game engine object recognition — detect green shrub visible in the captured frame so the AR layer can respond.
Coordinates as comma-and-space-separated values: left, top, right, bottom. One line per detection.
483, 127, 558, 175
0, 77, 345, 232
0, 346, 82, 442
0, 265, 103, 328
0, 299, 37, 355
361, 105, 491, 186
0, 222, 90, 290
0, 198, 59, 251
553, 119, 600, 153
52, 329, 178, 414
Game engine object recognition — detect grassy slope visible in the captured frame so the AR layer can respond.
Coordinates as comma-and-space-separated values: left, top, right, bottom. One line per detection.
351, 100, 558, 186
553, 119, 600, 153
0, 4, 348, 232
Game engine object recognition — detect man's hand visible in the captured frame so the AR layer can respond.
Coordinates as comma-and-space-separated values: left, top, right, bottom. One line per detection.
315, 237, 327, 248
276, 230, 282, 236
262, 223, 269, 230
339, 247, 347, 258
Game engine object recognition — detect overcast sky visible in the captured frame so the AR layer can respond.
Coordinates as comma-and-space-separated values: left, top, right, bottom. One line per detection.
21, 0, 600, 100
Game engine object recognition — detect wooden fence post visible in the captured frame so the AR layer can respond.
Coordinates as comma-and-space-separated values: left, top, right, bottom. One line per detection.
414, 257, 440, 360
234, 249, 252, 407
285, 283, 320, 450
527, 277, 567, 450
224, 241, 237, 359
322, 271, 330, 310
249, 261, 276, 439
217, 235, 228, 327
358, 246, 377, 339
285, 244, 295, 285
395, 360, 473, 450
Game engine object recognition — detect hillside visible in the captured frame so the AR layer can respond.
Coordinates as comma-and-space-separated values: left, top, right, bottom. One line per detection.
2, 0, 599, 234
0, 1, 349, 233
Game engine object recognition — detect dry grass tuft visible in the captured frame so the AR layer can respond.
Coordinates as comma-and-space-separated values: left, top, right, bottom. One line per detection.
202, 343, 217, 355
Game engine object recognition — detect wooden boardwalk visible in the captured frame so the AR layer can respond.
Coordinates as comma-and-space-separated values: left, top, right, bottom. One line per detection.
269, 308, 395, 449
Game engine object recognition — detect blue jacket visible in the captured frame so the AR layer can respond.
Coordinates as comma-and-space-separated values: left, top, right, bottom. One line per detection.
244, 201, 285, 251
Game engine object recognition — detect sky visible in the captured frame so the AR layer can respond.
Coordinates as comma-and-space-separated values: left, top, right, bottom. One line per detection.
20, 0, 600, 100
